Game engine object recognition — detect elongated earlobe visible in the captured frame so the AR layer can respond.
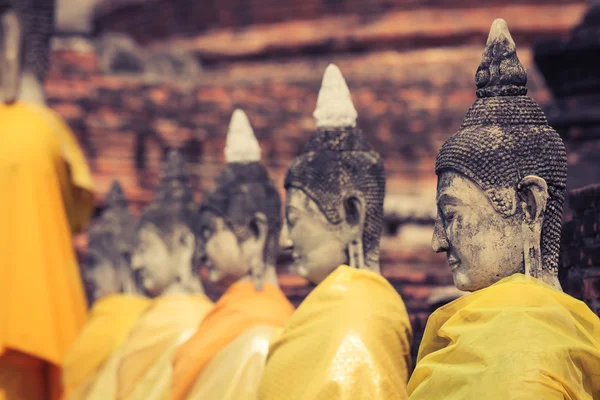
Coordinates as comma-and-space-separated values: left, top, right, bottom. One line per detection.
248, 212, 268, 290
517, 176, 548, 279
343, 195, 366, 269
348, 238, 364, 270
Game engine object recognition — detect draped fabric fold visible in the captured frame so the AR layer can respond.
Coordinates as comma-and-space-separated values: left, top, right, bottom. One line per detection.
408, 273, 600, 400
62, 295, 151, 400
170, 282, 294, 400
258, 265, 413, 400
117, 295, 213, 400
0, 103, 94, 400
185, 326, 281, 400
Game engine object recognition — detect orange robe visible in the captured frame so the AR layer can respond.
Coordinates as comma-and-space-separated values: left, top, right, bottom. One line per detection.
184, 325, 283, 400
170, 281, 295, 400
258, 265, 413, 400
408, 273, 600, 399
62, 295, 151, 399
0, 102, 94, 400
117, 295, 214, 400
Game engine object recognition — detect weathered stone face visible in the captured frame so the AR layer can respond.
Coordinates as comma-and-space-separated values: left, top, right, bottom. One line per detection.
283, 187, 350, 284
131, 221, 196, 296
199, 211, 255, 287
433, 171, 526, 291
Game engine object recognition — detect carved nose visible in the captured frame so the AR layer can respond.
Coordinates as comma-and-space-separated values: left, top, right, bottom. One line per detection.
131, 252, 143, 270
279, 222, 293, 251
431, 215, 449, 253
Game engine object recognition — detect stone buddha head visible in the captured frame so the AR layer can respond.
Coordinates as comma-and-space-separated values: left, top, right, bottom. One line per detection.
84, 180, 140, 304
198, 109, 282, 290
0, 0, 53, 103
432, 19, 567, 292
282, 64, 386, 285
132, 149, 203, 297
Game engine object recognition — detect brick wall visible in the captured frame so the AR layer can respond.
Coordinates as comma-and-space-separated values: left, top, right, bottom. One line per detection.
93, 0, 584, 45
560, 185, 600, 315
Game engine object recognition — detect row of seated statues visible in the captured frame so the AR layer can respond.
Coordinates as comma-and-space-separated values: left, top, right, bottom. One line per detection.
0, 0, 598, 398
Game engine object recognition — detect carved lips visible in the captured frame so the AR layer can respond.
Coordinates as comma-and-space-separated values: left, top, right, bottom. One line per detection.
447, 256, 460, 271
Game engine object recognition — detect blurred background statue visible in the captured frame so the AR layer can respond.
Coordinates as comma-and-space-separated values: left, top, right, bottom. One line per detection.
62, 180, 150, 400
258, 64, 412, 400
0, 0, 95, 399
170, 109, 294, 400
116, 149, 213, 400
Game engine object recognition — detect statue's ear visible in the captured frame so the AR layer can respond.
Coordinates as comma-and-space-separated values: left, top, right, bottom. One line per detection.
518, 175, 549, 223
174, 224, 195, 250
343, 194, 365, 230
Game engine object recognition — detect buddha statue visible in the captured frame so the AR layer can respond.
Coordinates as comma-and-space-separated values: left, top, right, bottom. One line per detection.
63, 180, 151, 400
83, 180, 141, 303
169, 109, 294, 400
0, 1, 94, 399
258, 64, 412, 400
408, 19, 600, 399
131, 149, 203, 297
116, 149, 214, 400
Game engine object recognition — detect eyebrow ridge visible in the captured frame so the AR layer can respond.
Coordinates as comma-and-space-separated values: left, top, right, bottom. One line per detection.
437, 193, 463, 207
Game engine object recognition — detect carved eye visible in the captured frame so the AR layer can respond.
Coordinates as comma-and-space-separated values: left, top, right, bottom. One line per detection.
444, 211, 457, 224
287, 215, 297, 228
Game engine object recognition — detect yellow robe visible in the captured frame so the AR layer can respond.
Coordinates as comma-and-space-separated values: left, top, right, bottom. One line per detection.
258, 265, 413, 400
117, 295, 213, 400
185, 325, 282, 400
170, 282, 295, 400
408, 273, 600, 400
0, 102, 94, 400
62, 295, 151, 400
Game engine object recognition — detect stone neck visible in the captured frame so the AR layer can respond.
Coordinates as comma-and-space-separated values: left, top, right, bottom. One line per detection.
233, 263, 280, 289
262, 263, 280, 288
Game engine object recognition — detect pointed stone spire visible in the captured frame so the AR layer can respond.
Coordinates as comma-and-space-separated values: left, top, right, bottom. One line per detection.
224, 109, 261, 163
475, 18, 527, 98
89, 180, 136, 256
313, 64, 358, 129
147, 148, 195, 208
485, 18, 515, 48
105, 180, 128, 209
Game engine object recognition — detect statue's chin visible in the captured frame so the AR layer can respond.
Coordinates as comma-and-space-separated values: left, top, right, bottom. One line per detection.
208, 269, 220, 283
452, 268, 478, 292
296, 265, 308, 279
143, 279, 158, 296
